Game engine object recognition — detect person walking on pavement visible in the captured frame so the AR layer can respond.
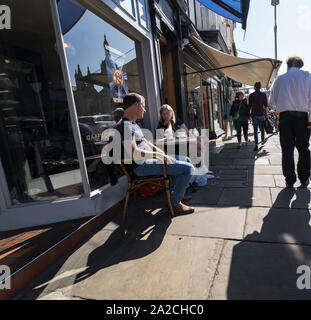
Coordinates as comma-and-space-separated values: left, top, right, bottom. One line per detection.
222, 98, 233, 141
269, 56, 311, 188
249, 82, 269, 151
230, 92, 251, 148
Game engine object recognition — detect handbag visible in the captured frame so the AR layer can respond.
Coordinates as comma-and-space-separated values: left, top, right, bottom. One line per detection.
140, 181, 164, 197
233, 101, 242, 121
265, 118, 274, 134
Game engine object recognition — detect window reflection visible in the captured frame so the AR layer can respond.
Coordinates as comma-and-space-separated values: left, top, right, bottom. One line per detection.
0, 0, 83, 204
59, 1, 141, 191
185, 65, 203, 131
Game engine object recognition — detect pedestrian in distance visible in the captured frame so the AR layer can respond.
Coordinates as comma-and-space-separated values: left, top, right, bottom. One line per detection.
249, 82, 269, 151
222, 98, 233, 141
269, 56, 311, 188
230, 92, 251, 148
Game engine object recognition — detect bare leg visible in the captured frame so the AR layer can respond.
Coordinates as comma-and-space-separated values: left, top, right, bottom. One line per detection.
224, 121, 228, 138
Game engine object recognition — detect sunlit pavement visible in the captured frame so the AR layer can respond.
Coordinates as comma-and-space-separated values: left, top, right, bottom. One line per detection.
18, 130, 311, 300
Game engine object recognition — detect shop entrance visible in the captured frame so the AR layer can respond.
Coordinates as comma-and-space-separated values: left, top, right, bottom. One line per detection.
205, 81, 224, 139
159, 36, 176, 112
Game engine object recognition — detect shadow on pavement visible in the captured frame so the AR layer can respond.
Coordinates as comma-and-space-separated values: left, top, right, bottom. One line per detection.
73, 209, 172, 284
227, 188, 311, 299
20, 206, 172, 299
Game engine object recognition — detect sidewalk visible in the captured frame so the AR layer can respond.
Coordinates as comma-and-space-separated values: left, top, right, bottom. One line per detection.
18, 130, 311, 300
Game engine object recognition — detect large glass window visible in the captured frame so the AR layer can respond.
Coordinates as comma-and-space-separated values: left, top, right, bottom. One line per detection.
0, 0, 83, 205
185, 65, 204, 130
211, 82, 221, 131
58, 1, 142, 191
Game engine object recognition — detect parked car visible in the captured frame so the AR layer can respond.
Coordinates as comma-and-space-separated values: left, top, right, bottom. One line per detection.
78, 114, 115, 135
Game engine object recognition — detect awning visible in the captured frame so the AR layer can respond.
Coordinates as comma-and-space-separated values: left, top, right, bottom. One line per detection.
190, 36, 282, 89
57, 0, 86, 35
197, 0, 250, 29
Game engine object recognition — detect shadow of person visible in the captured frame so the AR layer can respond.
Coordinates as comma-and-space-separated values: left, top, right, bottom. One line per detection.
73, 208, 172, 285
227, 188, 311, 299
19, 205, 172, 300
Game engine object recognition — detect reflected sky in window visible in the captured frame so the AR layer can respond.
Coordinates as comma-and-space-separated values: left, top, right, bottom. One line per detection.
62, 10, 137, 86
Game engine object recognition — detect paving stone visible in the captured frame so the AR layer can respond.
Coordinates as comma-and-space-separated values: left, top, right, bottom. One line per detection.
216, 169, 248, 175
233, 158, 269, 166
206, 180, 248, 188
251, 175, 275, 187
244, 207, 311, 245
269, 156, 282, 166
274, 176, 311, 189
271, 187, 311, 209
210, 166, 248, 170
70, 236, 224, 300
187, 187, 223, 205
210, 159, 235, 166
253, 166, 282, 175
209, 240, 311, 300
217, 188, 271, 207
273, 176, 287, 188
166, 206, 246, 240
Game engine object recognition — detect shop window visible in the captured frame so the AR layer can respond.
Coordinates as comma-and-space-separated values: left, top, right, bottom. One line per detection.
211, 83, 221, 131
58, 1, 142, 191
185, 65, 204, 130
0, 0, 84, 205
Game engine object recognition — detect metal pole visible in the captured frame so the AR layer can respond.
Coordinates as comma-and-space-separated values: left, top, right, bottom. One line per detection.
274, 4, 278, 61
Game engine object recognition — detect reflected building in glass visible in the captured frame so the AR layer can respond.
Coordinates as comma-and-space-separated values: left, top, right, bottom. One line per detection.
0, 0, 160, 231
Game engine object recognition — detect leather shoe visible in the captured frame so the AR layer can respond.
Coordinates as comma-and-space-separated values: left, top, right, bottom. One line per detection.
173, 203, 195, 215
181, 195, 192, 203
299, 181, 309, 188
285, 182, 294, 189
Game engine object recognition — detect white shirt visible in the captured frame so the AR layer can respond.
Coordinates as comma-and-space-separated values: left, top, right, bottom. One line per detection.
269, 68, 311, 114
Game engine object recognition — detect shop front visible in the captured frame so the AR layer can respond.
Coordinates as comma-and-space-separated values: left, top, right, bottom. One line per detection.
0, 0, 160, 231
203, 77, 224, 139
183, 35, 225, 138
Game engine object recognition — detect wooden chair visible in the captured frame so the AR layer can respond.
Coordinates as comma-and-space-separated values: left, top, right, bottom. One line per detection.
119, 161, 174, 222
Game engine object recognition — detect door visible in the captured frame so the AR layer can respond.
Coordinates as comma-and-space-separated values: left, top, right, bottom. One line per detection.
160, 37, 177, 112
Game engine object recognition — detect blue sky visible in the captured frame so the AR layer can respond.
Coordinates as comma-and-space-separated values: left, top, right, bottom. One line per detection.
234, 0, 311, 76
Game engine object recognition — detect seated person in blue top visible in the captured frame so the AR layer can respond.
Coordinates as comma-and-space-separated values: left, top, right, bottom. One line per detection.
115, 93, 195, 215
157, 104, 214, 177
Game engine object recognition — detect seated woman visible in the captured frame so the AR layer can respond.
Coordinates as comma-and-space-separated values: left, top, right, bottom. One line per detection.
157, 104, 188, 137
157, 104, 213, 177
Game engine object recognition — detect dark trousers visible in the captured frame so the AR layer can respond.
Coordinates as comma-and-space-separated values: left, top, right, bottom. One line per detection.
279, 111, 311, 185
234, 116, 249, 143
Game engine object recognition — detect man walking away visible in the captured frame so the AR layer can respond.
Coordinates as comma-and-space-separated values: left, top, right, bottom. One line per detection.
269, 56, 311, 188
249, 82, 269, 151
